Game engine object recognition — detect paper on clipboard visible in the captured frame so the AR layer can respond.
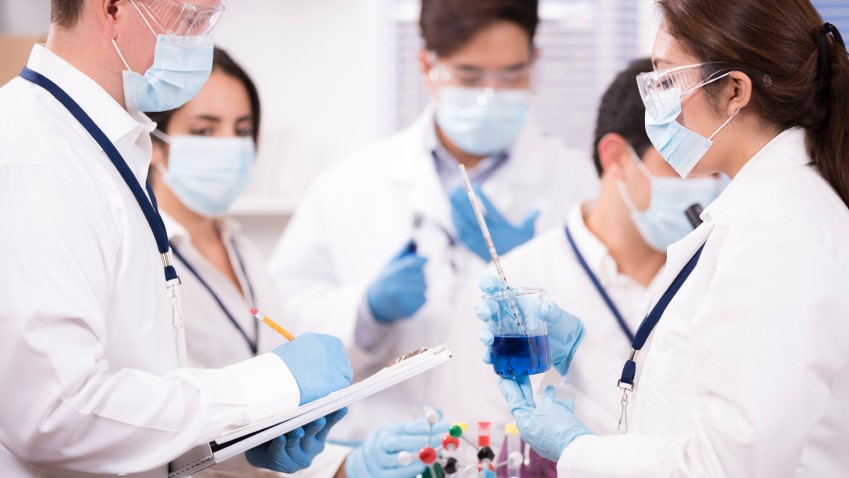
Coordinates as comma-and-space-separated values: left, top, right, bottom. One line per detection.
168, 344, 452, 478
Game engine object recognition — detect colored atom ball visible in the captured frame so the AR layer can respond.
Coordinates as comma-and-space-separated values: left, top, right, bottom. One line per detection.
419, 447, 437, 465
449, 425, 464, 438
397, 451, 414, 466
442, 435, 460, 451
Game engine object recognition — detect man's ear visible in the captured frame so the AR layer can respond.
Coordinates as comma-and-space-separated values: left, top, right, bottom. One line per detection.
99, 0, 123, 40
597, 132, 631, 181
419, 49, 439, 96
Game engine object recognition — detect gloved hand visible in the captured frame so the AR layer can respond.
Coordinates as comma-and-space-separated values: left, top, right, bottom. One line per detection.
367, 240, 428, 323
476, 275, 584, 376
246, 408, 348, 472
449, 184, 540, 262
500, 377, 593, 461
272, 333, 353, 405
345, 419, 451, 478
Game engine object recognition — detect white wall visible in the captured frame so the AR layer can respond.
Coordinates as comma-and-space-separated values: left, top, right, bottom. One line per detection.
0, 0, 49, 35
214, 0, 390, 214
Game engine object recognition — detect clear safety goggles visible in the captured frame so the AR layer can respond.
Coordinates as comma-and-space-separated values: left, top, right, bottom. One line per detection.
637, 62, 731, 120
130, 0, 225, 44
428, 53, 534, 88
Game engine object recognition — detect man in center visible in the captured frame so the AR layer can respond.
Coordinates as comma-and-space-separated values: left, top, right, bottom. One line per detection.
269, 0, 599, 440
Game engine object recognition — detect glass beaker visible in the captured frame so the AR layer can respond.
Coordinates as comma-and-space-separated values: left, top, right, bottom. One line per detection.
485, 287, 551, 377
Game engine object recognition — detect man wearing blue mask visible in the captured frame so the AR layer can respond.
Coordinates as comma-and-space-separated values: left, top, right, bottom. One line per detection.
470, 58, 725, 473
0, 1, 353, 476
270, 0, 598, 441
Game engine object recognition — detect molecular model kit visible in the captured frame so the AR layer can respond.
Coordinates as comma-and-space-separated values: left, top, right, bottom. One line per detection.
403, 410, 524, 478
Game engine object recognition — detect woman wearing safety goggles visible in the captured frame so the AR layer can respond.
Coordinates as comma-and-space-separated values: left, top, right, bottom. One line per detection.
482, 0, 849, 476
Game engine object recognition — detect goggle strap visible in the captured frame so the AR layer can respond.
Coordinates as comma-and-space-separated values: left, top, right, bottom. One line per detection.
130, 0, 159, 38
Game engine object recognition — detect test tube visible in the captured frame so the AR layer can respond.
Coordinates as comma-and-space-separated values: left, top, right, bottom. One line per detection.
478, 421, 491, 447
505, 424, 522, 478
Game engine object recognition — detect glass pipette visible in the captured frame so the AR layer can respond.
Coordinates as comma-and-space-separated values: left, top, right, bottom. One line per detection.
457, 165, 526, 333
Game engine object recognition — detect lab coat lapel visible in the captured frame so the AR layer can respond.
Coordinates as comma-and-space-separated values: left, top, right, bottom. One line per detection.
384, 109, 453, 230
481, 120, 548, 216
649, 222, 715, 308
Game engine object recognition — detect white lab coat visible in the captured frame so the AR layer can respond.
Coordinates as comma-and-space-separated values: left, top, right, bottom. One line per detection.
558, 129, 849, 477
442, 204, 662, 436
163, 214, 350, 478
0, 46, 300, 477
270, 108, 599, 440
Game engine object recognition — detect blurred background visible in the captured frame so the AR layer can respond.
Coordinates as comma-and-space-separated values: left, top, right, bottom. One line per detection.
2, 0, 847, 254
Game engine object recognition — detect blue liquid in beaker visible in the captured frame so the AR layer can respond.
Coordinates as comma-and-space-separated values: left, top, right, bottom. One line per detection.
491, 335, 552, 377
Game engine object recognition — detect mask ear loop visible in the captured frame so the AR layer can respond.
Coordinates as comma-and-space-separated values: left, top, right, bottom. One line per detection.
151, 130, 172, 176
152, 129, 173, 143
112, 0, 159, 74
112, 38, 133, 72
617, 144, 650, 214
625, 144, 654, 180
616, 180, 641, 215
708, 108, 740, 141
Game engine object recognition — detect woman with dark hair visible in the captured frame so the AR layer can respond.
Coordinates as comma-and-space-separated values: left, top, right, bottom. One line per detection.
480, 1, 849, 476
148, 48, 445, 478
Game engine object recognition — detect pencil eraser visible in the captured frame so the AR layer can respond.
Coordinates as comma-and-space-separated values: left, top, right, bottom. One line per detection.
250, 308, 258, 315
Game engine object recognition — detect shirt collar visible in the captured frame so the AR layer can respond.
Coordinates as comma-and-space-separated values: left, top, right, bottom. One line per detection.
424, 111, 510, 192
567, 202, 620, 285
26, 45, 156, 185
701, 128, 810, 224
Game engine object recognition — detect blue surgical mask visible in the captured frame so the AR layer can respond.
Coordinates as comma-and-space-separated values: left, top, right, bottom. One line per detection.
112, 2, 214, 113
617, 146, 723, 252
154, 131, 255, 217
436, 87, 530, 156
644, 87, 738, 178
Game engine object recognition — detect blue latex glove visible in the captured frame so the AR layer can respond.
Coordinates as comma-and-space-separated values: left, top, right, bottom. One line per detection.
367, 240, 428, 322
476, 275, 584, 376
449, 184, 540, 262
499, 377, 593, 461
246, 408, 348, 472
345, 419, 451, 478
273, 333, 353, 405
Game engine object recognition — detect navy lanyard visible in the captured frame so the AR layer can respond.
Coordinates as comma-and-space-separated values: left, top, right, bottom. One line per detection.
616, 243, 705, 431
171, 241, 259, 355
564, 226, 635, 343
20, 67, 179, 283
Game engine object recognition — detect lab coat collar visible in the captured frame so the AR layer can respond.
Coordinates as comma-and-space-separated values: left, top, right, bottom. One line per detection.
161, 210, 242, 246
568, 202, 620, 286
701, 128, 810, 225
25, 45, 156, 187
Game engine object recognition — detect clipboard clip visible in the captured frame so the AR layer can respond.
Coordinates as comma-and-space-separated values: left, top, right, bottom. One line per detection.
388, 347, 430, 367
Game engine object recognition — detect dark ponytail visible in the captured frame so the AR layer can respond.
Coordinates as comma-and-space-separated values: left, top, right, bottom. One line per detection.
812, 26, 849, 208
657, 0, 849, 208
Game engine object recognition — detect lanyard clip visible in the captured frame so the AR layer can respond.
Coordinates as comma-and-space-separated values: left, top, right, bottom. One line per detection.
617, 389, 630, 433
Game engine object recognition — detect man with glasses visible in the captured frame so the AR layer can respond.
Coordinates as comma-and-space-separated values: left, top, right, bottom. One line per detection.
0, 1, 352, 476
270, 0, 599, 441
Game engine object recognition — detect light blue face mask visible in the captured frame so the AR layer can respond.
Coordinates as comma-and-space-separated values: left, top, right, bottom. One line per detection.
154, 131, 255, 217
436, 87, 531, 156
112, 2, 214, 113
617, 146, 723, 252
644, 87, 738, 178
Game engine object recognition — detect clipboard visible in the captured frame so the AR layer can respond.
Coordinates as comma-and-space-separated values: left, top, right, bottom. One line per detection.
168, 344, 452, 478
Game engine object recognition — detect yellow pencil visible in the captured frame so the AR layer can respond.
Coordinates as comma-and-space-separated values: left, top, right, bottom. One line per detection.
251, 308, 296, 341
